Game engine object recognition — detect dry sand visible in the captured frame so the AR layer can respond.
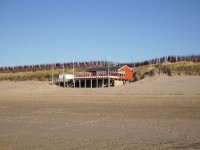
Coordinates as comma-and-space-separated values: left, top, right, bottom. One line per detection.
0, 75, 200, 149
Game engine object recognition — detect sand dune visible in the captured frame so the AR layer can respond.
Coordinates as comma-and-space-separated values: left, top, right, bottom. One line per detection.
1, 75, 199, 96
0, 75, 200, 149
120, 75, 200, 95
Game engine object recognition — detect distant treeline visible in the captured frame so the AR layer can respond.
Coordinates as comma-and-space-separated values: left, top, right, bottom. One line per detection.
0, 61, 112, 73
0, 55, 200, 73
124, 55, 200, 67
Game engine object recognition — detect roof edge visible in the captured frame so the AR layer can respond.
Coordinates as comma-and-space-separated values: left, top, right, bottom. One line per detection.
118, 65, 133, 71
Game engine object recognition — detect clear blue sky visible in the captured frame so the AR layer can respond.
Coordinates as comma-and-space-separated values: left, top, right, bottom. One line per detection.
0, 0, 200, 67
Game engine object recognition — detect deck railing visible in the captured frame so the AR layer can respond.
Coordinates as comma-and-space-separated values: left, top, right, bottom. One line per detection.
74, 71, 120, 78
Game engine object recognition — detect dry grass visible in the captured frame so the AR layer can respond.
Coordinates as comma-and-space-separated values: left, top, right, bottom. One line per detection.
133, 61, 200, 81
0, 68, 87, 81
0, 61, 200, 81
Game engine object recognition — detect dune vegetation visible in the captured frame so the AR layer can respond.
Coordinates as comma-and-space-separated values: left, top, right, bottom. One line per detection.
0, 61, 199, 81
133, 61, 200, 81
0, 68, 86, 81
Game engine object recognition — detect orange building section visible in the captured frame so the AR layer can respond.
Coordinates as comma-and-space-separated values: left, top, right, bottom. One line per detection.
118, 65, 133, 81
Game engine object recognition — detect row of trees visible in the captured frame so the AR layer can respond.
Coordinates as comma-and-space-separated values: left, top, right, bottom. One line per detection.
0, 55, 200, 73
125, 55, 200, 67
0, 61, 113, 73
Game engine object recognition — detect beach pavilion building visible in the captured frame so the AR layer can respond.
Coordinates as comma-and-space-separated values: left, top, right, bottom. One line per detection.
58, 65, 133, 88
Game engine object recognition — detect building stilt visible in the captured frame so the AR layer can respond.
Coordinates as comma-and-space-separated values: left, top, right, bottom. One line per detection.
79, 79, 81, 88
96, 79, 98, 88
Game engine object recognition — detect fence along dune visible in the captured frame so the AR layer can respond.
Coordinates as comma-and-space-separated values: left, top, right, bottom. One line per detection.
0, 55, 200, 73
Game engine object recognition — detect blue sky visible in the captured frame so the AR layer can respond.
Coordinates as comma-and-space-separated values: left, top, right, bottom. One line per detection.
0, 0, 200, 67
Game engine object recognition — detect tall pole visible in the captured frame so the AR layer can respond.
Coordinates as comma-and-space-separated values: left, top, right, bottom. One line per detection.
63, 63, 65, 87
63, 63, 64, 74
73, 59, 75, 88
51, 63, 54, 84
108, 56, 110, 87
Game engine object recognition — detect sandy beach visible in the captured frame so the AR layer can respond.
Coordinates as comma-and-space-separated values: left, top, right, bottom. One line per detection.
0, 75, 200, 149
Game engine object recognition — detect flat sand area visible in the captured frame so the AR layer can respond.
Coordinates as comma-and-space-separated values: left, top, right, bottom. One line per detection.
0, 75, 200, 149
